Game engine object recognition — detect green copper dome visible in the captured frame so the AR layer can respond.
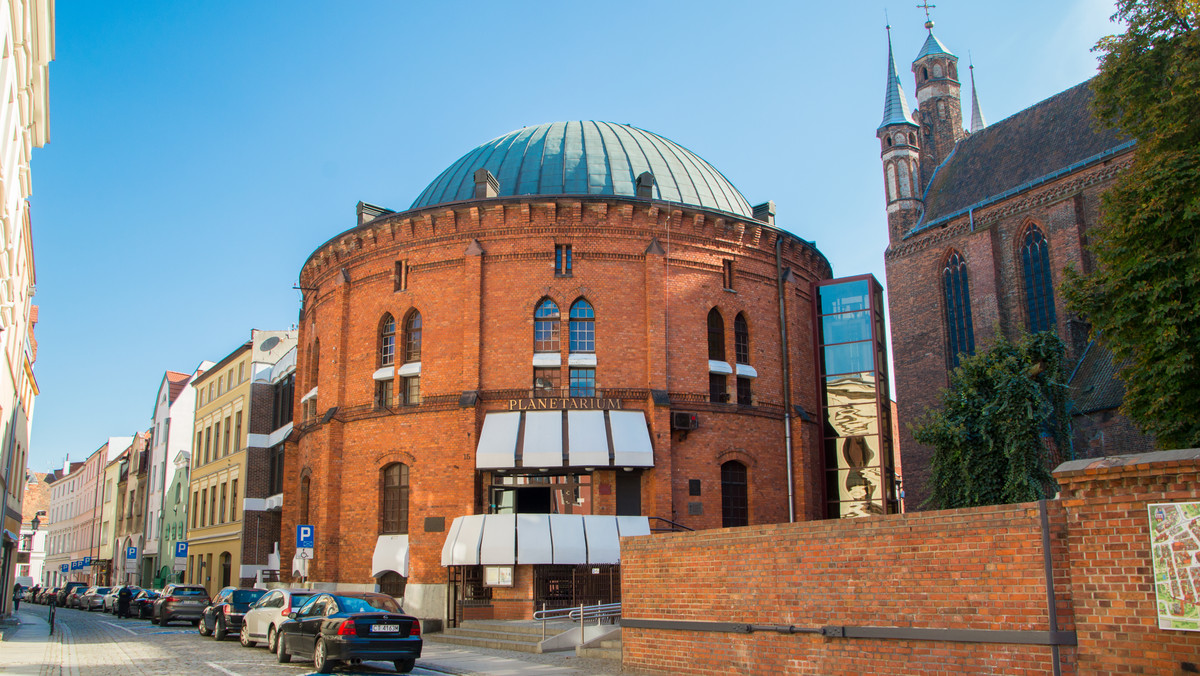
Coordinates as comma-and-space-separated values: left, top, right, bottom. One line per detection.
411, 121, 753, 217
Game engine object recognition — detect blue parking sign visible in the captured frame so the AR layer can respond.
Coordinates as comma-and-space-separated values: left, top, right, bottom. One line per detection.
83, 556, 92, 567
297, 524, 314, 549
126, 546, 137, 560
175, 541, 188, 558
61, 564, 68, 573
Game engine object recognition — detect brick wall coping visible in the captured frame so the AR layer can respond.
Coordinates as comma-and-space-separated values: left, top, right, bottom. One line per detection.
1052, 447, 1200, 480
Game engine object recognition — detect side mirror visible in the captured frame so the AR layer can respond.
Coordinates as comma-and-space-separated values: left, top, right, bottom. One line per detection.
288, 611, 298, 620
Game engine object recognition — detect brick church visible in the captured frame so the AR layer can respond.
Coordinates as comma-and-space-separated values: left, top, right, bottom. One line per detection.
878, 20, 1157, 509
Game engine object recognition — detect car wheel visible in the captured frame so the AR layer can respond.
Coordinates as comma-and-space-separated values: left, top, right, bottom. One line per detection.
313, 638, 335, 674
198, 617, 211, 636
150, 614, 159, 625
239, 622, 256, 647
213, 618, 227, 641
276, 634, 291, 664
394, 659, 416, 674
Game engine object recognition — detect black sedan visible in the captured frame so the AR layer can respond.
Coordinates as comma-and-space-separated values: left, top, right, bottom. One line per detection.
131, 589, 160, 619
200, 587, 268, 640
276, 592, 421, 673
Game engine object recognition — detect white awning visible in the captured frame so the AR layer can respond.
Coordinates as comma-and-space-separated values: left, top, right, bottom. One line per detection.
441, 514, 651, 566
475, 410, 655, 469
532, 353, 561, 367
611, 411, 655, 466
371, 535, 410, 577
300, 387, 318, 403
373, 367, 395, 381
736, 363, 758, 378
568, 353, 597, 366
708, 360, 733, 374
397, 362, 421, 377
476, 412, 521, 469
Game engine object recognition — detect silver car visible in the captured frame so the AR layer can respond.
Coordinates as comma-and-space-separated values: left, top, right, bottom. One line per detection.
238, 588, 318, 653
82, 586, 112, 611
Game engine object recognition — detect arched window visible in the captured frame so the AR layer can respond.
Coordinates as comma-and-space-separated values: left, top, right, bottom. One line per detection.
379, 571, 407, 598
1021, 226, 1057, 333
943, 252, 976, 368
534, 299, 560, 352
734, 313, 750, 364
707, 309, 725, 361
403, 311, 422, 363
381, 463, 409, 535
379, 314, 396, 367
299, 475, 311, 526
721, 461, 748, 527
568, 299, 594, 352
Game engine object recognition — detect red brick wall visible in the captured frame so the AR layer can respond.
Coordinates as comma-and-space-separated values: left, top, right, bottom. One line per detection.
621, 450, 1200, 675
622, 502, 1074, 675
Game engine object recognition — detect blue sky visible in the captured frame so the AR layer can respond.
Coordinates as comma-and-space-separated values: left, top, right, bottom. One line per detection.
28, 0, 1118, 471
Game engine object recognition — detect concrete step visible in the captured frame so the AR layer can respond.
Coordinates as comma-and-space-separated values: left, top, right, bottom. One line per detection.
457, 619, 576, 636
427, 631, 543, 654
577, 645, 622, 661
441, 626, 545, 644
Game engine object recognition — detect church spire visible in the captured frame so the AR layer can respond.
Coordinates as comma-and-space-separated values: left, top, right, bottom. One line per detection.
968, 61, 987, 133
879, 25, 917, 131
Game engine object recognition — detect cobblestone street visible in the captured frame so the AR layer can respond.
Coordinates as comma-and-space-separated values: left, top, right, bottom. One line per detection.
0, 606, 620, 676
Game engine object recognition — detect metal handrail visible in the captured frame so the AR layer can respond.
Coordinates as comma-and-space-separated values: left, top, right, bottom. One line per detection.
534, 601, 622, 641
648, 517, 694, 532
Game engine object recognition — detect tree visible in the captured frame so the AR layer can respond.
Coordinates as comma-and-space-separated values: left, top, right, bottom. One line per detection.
1063, 0, 1200, 449
914, 332, 1070, 510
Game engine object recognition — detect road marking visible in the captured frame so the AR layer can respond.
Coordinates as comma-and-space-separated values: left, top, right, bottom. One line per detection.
100, 621, 138, 635
206, 663, 243, 676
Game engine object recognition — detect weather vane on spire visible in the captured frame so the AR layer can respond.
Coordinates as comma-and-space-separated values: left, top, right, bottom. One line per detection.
917, 1, 936, 30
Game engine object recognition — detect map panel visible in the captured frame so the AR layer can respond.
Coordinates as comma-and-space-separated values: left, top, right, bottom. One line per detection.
1150, 502, 1200, 631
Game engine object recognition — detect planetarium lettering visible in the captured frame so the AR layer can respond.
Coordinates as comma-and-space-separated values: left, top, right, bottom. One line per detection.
507, 397, 623, 411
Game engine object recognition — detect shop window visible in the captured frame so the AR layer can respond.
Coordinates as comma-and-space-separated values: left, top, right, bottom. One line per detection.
569, 299, 594, 352
534, 299, 560, 352
721, 461, 748, 527
381, 463, 409, 535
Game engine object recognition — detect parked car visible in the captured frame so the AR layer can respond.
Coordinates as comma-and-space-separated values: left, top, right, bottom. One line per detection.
276, 592, 421, 674
81, 586, 112, 611
150, 584, 210, 626
57, 582, 86, 607
199, 587, 267, 640
240, 588, 319, 653
132, 589, 161, 619
65, 586, 87, 609
40, 588, 60, 604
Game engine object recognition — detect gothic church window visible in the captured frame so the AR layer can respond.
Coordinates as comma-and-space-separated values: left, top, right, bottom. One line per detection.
942, 251, 975, 368
1021, 226, 1057, 333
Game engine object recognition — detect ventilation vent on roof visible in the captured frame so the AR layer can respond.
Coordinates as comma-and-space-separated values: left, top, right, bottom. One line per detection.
474, 169, 499, 199
636, 172, 656, 198
752, 201, 776, 225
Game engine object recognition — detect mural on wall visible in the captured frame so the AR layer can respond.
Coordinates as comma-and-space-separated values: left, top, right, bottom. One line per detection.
1150, 502, 1200, 631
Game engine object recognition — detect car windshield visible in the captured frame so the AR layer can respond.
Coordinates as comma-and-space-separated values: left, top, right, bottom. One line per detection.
173, 588, 207, 596
96, 588, 111, 594
232, 590, 266, 604
333, 595, 400, 613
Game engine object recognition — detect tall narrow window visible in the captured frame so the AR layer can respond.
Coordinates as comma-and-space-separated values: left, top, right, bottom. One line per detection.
214, 422, 222, 458
299, 475, 311, 526
219, 483, 227, 523
234, 412, 242, 451
310, 340, 321, 386
534, 299, 560, 352
710, 373, 728, 403
230, 479, 238, 521
379, 314, 396, 367
569, 299, 595, 352
394, 260, 408, 292
200, 488, 208, 527
555, 244, 573, 276
707, 308, 725, 361
192, 491, 199, 528
404, 311, 422, 363
722, 260, 735, 290
943, 251, 976, 368
223, 416, 231, 455
1021, 227, 1057, 333
376, 379, 393, 409
381, 463, 410, 534
734, 313, 749, 364
204, 426, 212, 464
721, 461, 749, 527
210, 487, 218, 525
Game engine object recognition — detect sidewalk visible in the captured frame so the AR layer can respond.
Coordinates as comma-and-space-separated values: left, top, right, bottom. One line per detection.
418, 641, 624, 675
0, 608, 63, 675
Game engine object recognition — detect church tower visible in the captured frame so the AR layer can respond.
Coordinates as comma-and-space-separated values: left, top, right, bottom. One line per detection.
911, 18, 965, 193
878, 26, 922, 245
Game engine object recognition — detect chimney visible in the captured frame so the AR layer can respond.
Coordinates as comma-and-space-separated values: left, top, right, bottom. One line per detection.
636, 172, 656, 198
752, 201, 776, 225
474, 169, 499, 198
356, 201, 394, 226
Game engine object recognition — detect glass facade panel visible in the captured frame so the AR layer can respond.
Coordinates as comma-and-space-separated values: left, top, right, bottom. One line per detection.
489, 474, 592, 515
824, 404, 881, 437
821, 311, 872, 345
822, 341, 874, 376
819, 279, 870, 315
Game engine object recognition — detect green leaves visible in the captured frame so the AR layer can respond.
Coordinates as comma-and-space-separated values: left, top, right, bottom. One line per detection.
1065, 0, 1200, 449
915, 333, 1069, 510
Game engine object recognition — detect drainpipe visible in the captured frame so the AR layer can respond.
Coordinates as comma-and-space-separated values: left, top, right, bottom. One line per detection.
775, 235, 796, 523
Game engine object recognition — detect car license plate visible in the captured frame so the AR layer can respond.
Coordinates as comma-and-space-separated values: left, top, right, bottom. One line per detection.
373, 624, 399, 633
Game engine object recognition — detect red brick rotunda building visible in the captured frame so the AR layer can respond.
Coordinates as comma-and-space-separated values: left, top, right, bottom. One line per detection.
285, 121, 895, 624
